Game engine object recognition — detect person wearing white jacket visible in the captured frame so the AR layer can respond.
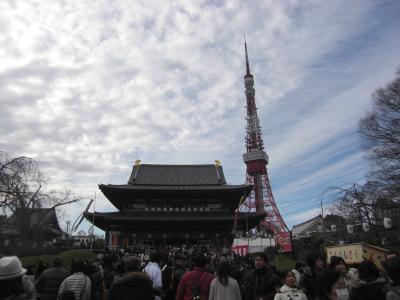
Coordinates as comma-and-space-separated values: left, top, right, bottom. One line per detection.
274, 270, 308, 300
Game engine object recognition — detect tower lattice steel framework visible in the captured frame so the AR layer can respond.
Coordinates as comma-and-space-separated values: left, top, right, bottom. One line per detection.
241, 41, 288, 235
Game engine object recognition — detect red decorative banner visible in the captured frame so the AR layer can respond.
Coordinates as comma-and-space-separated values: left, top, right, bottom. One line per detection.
276, 232, 292, 253
232, 244, 249, 256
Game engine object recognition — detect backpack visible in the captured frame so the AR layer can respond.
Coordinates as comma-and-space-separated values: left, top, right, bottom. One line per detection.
191, 272, 208, 300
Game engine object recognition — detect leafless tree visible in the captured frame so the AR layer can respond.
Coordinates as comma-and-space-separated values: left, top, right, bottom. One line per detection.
359, 69, 400, 191
330, 182, 386, 243
0, 151, 81, 239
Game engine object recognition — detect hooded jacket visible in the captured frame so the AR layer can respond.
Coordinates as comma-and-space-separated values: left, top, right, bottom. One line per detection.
274, 284, 307, 300
107, 272, 154, 300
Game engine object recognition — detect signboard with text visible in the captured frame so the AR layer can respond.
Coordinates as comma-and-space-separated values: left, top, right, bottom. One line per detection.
326, 243, 390, 270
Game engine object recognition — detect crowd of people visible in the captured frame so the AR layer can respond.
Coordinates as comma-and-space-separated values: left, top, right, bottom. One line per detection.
0, 245, 400, 300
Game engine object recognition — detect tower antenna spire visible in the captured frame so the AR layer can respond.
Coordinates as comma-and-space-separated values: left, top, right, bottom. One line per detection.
241, 40, 290, 252
244, 35, 251, 75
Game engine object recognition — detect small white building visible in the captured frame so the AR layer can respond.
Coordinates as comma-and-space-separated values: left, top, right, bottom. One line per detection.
232, 237, 275, 255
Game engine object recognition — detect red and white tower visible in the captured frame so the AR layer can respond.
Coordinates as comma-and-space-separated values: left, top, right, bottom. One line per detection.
242, 41, 289, 239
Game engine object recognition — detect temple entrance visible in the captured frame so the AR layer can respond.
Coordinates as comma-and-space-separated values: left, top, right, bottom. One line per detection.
139, 239, 154, 248
169, 236, 184, 246
197, 240, 212, 247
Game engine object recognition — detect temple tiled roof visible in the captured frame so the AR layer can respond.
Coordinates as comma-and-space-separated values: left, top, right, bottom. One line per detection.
127, 164, 226, 185
292, 214, 322, 238
5, 208, 63, 236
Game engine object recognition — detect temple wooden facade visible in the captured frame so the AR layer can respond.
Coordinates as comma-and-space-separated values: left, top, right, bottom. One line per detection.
86, 163, 266, 247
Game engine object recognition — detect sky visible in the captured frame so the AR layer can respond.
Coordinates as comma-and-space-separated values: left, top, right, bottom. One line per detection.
1, 0, 399, 236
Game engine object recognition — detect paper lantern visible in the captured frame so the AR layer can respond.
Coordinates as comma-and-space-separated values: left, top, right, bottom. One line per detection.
347, 225, 354, 234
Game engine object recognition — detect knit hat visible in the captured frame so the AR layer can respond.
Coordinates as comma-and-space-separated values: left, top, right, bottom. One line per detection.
0, 256, 26, 281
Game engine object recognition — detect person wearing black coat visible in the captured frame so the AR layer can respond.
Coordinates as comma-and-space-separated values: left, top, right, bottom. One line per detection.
242, 253, 280, 300
162, 254, 186, 300
349, 260, 386, 300
300, 252, 325, 300
35, 257, 70, 300
107, 256, 154, 300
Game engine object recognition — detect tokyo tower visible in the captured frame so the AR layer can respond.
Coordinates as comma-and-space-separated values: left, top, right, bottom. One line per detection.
242, 41, 289, 238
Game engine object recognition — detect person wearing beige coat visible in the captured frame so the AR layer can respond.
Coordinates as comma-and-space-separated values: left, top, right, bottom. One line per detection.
209, 262, 242, 300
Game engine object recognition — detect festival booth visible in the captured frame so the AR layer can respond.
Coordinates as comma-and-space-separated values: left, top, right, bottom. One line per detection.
326, 242, 391, 270
232, 237, 276, 256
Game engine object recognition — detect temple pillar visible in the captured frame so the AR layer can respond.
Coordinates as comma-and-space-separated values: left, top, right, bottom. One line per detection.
108, 231, 120, 247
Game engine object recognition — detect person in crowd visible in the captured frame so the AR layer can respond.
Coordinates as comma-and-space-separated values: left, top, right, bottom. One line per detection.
85, 263, 102, 300
328, 256, 350, 298
209, 261, 242, 300
346, 268, 361, 291
161, 258, 173, 300
300, 252, 326, 300
24, 266, 35, 285
175, 253, 214, 300
329, 257, 346, 273
349, 260, 386, 300
35, 256, 70, 300
100, 255, 117, 300
0, 256, 35, 300
162, 254, 186, 300
58, 260, 91, 300
382, 256, 400, 300
36, 261, 48, 279
107, 256, 154, 300
242, 252, 280, 300
274, 269, 307, 300
292, 262, 305, 288
315, 268, 343, 300
144, 251, 162, 300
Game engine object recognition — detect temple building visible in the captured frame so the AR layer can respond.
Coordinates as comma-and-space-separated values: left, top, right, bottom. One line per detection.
86, 162, 266, 248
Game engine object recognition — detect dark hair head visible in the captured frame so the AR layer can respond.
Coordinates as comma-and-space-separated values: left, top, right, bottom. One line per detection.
150, 251, 161, 263
295, 262, 305, 270
357, 260, 379, 281
316, 269, 341, 297
329, 256, 346, 269
306, 252, 324, 268
125, 256, 141, 272
85, 263, 98, 274
254, 252, 268, 262
383, 256, 400, 283
174, 254, 186, 261
279, 269, 295, 280
102, 255, 114, 268
53, 256, 63, 267
194, 254, 207, 268
71, 260, 85, 273
217, 262, 231, 286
